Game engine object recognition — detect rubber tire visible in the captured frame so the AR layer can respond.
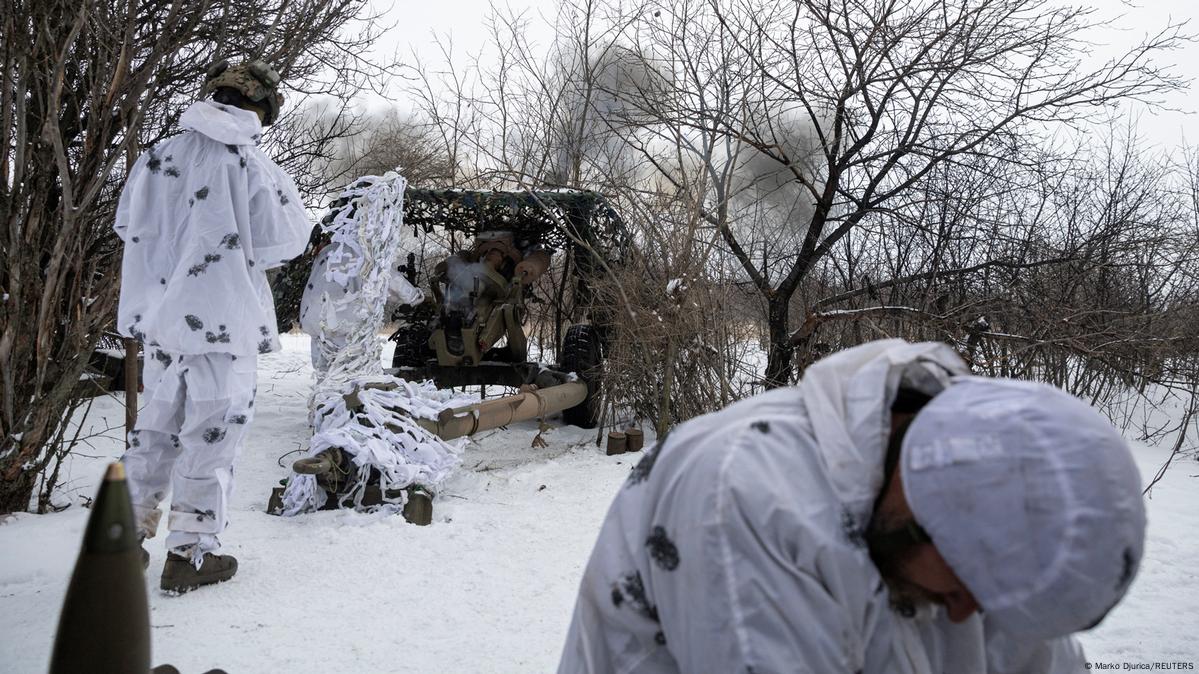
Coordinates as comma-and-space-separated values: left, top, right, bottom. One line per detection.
560, 324, 603, 428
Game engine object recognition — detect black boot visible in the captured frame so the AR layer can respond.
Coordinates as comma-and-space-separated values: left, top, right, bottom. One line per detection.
160, 550, 237, 593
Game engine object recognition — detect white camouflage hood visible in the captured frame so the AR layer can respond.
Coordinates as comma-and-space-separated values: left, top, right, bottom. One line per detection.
180, 100, 262, 146
799, 339, 970, 511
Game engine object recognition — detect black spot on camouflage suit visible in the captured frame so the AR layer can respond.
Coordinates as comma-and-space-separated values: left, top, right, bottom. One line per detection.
626, 442, 662, 487
1118, 547, 1137, 590
610, 571, 660, 623
164, 166, 180, 178
750, 420, 770, 433
194, 186, 209, 201
187, 252, 222, 277
205, 329, 231, 344
153, 349, 172, 368
228, 414, 248, 425
128, 431, 141, 448
646, 526, 680, 571
184, 315, 204, 331
259, 325, 270, 336
202, 427, 227, 444
131, 236, 140, 243
842, 509, 869, 550
276, 189, 289, 206
257, 339, 272, 354
147, 152, 162, 174
220, 233, 241, 249
654, 631, 666, 646
225, 144, 240, 154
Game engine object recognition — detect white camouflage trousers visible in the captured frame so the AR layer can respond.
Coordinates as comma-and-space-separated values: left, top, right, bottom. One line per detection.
122, 349, 256, 558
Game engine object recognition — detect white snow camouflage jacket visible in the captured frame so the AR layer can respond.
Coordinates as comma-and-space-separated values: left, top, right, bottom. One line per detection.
115, 100, 310, 356
558, 340, 1086, 674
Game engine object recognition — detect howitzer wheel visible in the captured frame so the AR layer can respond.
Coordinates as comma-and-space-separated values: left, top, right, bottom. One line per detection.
559, 324, 603, 428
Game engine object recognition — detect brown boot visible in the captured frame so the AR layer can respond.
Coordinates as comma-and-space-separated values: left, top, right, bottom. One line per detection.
160, 550, 238, 593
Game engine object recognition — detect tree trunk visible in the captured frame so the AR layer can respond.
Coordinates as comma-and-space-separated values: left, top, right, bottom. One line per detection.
657, 336, 677, 436
0, 470, 39, 514
763, 298, 793, 389
0, 364, 86, 514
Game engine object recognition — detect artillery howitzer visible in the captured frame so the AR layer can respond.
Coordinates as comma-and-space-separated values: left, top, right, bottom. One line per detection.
268, 187, 631, 521
386, 188, 629, 429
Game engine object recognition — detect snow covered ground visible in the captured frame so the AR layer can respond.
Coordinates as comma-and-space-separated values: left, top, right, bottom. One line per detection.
1, 334, 1197, 672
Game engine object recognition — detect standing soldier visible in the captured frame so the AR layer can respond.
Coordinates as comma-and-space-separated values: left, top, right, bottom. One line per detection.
115, 60, 310, 593
298, 179, 426, 378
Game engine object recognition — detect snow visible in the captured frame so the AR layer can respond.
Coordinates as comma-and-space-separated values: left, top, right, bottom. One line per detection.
1, 334, 1197, 672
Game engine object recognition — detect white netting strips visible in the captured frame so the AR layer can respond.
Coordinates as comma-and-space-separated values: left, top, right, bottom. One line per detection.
281, 173, 470, 516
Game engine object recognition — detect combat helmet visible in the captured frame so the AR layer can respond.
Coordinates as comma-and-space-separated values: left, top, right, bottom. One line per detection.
900, 377, 1146, 639
202, 59, 284, 125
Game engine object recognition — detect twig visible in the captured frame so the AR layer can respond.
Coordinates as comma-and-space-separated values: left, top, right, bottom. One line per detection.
1144, 386, 1198, 497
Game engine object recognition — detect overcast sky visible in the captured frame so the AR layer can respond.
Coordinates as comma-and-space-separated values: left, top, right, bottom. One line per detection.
363, 0, 1198, 150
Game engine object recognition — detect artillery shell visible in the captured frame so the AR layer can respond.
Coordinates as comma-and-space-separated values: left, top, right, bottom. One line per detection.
49, 462, 150, 673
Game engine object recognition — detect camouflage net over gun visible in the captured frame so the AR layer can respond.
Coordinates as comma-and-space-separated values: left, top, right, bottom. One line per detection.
272, 188, 632, 333
280, 175, 471, 515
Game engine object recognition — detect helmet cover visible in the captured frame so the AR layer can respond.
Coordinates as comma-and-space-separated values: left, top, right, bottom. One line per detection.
203, 59, 285, 125
900, 377, 1145, 639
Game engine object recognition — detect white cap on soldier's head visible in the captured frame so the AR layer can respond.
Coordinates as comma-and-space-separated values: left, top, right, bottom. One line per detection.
900, 376, 1146, 639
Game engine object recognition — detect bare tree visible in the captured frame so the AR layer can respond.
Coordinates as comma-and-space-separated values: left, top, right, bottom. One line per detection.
600, 0, 1189, 386
799, 127, 1199, 424
325, 107, 459, 189
0, 0, 396, 514
399, 0, 1197, 441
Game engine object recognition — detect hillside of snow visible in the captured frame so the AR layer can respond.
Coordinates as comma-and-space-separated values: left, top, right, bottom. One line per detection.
0, 334, 1196, 672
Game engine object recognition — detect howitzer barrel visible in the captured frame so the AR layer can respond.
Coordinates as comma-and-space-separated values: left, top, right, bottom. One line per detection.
284, 380, 588, 504
416, 381, 588, 440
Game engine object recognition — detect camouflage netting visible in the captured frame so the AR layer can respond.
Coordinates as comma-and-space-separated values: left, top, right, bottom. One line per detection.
280, 174, 473, 515
272, 188, 630, 333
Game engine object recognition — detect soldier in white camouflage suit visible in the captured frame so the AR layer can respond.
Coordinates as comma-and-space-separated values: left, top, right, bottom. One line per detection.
559, 340, 1146, 674
116, 60, 310, 593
